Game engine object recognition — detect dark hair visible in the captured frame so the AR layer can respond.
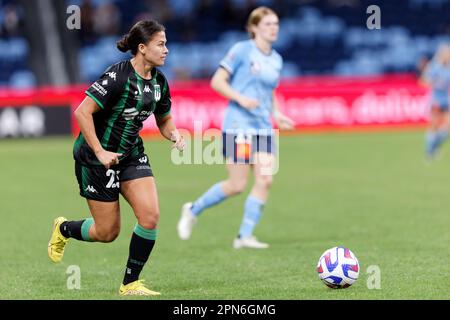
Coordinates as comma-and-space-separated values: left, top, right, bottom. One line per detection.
117, 20, 165, 55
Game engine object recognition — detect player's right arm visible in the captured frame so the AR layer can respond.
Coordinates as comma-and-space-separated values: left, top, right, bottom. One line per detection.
212, 42, 258, 109
210, 68, 258, 109
73, 97, 122, 169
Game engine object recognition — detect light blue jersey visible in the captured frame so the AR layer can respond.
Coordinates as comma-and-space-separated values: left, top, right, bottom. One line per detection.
220, 40, 283, 133
425, 61, 450, 108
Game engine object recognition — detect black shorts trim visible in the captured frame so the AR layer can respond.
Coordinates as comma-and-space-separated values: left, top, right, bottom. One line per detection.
120, 172, 154, 183
80, 195, 118, 202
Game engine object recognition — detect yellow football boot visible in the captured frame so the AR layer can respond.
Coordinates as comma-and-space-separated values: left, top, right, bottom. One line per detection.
48, 217, 69, 263
119, 280, 161, 296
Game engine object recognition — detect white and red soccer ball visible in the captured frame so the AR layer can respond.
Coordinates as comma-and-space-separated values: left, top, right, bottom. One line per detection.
317, 247, 359, 289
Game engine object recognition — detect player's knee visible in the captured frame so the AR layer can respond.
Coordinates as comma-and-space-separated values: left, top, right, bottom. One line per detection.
137, 219, 158, 230
256, 175, 273, 189
96, 225, 120, 243
229, 179, 247, 195
137, 209, 160, 230
103, 232, 119, 243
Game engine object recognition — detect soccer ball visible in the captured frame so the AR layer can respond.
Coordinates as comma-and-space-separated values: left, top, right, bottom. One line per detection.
317, 246, 359, 289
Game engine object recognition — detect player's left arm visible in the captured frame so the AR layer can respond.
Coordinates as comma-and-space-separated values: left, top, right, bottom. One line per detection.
272, 91, 294, 130
155, 114, 185, 151
154, 79, 185, 151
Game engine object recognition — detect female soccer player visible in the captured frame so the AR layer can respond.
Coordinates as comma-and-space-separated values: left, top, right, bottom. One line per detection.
177, 7, 294, 249
423, 44, 450, 160
48, 20, 185, 296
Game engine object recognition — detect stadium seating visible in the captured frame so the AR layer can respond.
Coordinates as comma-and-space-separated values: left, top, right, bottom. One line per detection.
1, 0, 449, 86
0, 1, 35, 87
72, 0, 450, 83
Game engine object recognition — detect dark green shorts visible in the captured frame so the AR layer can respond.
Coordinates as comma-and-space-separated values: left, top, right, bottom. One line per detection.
75, 153, 153, 202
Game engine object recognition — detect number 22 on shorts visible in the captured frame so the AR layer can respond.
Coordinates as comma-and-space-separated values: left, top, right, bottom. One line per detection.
106, 169, 120, 188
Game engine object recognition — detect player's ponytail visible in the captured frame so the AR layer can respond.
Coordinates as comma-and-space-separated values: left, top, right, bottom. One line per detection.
116, 20, 165, 55
116, 35, 130, 52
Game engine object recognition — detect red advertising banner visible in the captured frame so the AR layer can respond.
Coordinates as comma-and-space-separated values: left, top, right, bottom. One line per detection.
156, 74, 430, 135
275, 74, 430, 132
0, 74, 434, 137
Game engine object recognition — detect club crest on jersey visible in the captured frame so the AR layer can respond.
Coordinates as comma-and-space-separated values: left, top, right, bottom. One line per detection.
154, 84, 161, 102
250, 60, 261, 74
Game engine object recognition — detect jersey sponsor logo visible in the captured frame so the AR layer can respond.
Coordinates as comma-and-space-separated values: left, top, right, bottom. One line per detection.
102, 79, 108, 86
92, 82, 107, 96
143, 85, 151, 93
138, 156, 148, 163
154, 84, 161, 102
123, 107, 139, 120
106, 71, 117, 81
139, 110, 152, 116
134, 110, 153, 121
85, 185, 98, 193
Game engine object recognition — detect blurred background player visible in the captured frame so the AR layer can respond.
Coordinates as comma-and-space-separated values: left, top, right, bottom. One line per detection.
2, 0, 450, 301
422, 43, 450, 160
47, 20, 185, 296
177, 7, 294, 249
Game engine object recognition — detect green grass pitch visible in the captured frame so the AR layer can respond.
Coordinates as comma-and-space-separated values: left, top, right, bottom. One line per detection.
1, 130, 449, 299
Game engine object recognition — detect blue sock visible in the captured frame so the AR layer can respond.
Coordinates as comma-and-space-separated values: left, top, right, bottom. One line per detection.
426, 131, 440, 156
238, 196, 265, 238
191, 183, 227, 216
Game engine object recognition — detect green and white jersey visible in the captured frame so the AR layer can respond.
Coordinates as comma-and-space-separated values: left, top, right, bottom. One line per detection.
73, 60, 171, 166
